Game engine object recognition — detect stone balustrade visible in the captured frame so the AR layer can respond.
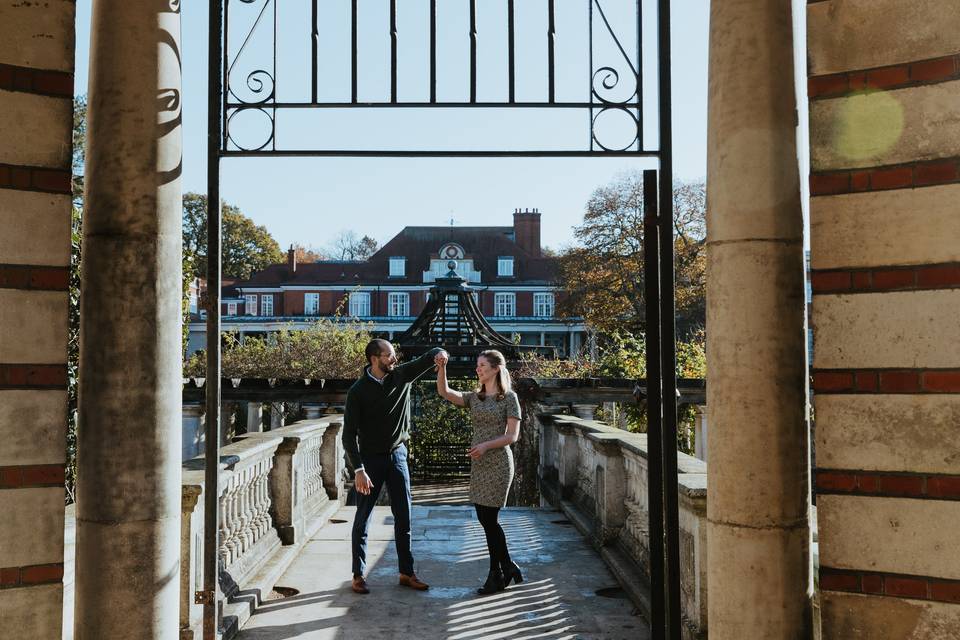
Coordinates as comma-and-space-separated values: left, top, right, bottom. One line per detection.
179, 415, 347, 639
536, 411, 708, 640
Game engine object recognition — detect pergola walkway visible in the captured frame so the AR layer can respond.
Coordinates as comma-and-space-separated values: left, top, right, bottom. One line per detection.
236, 505, 648, 640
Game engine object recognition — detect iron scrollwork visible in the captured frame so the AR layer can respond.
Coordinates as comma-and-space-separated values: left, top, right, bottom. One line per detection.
224, 0, 277, 152
590, 0, 642, 152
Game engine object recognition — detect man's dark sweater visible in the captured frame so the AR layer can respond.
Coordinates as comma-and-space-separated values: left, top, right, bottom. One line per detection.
343, 347, 443, 469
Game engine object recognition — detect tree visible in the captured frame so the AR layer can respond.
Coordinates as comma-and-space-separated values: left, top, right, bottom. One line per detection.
328, 230, 379, 261
72, 96, 87, 203
182, 192, 284, 280
556, 172, 706, 336
293, 243, 326, 263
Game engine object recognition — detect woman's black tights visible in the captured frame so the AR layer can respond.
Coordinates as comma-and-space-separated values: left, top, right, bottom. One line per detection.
475, 503, 511, 572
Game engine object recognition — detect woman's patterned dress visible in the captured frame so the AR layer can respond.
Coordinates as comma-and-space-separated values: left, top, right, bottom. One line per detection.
463, 390, 522, 507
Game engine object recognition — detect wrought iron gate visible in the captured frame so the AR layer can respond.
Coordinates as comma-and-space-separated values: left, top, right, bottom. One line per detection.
408, 382, 473, 481
203, 1, 682, 638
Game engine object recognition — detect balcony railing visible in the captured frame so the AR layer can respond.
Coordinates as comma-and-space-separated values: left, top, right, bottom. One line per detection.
179, 415, 347, 638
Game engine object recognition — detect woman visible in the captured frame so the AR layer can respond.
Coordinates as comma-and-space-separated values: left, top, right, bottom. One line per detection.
434, 349, 523, 594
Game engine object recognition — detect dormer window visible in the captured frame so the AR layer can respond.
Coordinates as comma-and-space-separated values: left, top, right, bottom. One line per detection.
389, 257, 406, 277
497, 256, 514, 277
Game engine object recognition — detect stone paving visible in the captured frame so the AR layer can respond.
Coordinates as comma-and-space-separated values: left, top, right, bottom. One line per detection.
237, 505, 648, 640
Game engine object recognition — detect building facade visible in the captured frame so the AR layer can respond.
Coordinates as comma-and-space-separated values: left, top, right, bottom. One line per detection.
188, 209, 589, 357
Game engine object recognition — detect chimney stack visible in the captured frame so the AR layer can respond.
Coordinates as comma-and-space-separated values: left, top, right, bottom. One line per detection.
288, 245, 297, 273
513, 208, 542, 257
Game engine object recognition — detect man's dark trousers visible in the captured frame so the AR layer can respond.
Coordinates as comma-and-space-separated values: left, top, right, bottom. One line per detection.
351, 443, 414, 578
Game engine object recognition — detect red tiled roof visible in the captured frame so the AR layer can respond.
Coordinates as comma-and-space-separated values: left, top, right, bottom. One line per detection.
233, 226, 558, 288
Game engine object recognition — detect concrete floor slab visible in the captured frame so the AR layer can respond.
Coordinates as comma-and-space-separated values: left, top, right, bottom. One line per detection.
237, 505, 647, 640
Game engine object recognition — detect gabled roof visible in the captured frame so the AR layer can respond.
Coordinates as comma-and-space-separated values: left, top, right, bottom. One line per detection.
233, 225, 558, 288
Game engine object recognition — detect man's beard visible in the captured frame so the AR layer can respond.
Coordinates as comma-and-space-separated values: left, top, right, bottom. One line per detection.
384, 362, 396, 372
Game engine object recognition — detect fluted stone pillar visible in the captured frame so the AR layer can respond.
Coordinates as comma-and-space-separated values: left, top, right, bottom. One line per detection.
302, 403, 324, 419
706, 0, 811, 637
270, 402, 285, 429
246, 401, 264, 433
75, 1, 182, 638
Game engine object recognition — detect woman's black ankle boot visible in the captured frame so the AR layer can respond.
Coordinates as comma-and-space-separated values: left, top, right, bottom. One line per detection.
501, 560, 523, 587
477, 569, 506, 595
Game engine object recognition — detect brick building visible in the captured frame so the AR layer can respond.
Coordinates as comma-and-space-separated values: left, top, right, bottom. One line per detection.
188, 209, 589, 357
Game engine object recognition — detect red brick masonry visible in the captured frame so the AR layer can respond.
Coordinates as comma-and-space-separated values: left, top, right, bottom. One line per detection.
809, 54, 960, 99
0, 563, 64, 589
0, 163, 72, 195
810, 157, 960, 196
820, 566, 960, 604
0, 364, 68, 389
0, 464, 66, 489
0, 265, 70, 291
0, 63, 74, 99
810, 263, 960, 294
812, 369, 960, 394
816, 469, 960, 501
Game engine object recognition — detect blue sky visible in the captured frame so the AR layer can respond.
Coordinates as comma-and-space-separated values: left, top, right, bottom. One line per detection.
74, 1, 720, 252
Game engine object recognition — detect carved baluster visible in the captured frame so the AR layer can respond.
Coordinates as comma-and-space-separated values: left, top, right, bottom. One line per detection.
239, 466, 255, 553
218, 484, 231, 566
260, 459, 274, 535
222, 480, 239, 565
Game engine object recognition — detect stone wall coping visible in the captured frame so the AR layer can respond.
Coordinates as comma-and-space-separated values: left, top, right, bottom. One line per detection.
250, 416, 343, 443
538, 410, 708, 501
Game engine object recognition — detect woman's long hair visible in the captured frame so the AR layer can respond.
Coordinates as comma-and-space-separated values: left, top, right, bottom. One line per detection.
477, 349, 512, 400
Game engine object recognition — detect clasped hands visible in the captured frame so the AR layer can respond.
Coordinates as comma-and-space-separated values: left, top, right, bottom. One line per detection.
433, 350, 450, 368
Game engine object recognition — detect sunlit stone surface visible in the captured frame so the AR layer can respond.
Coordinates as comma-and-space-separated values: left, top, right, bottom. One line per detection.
236, 505, 647, 640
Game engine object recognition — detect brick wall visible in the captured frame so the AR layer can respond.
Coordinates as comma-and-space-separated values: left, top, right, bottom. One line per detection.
0, 1, 75, 637
808, 2, 960, 636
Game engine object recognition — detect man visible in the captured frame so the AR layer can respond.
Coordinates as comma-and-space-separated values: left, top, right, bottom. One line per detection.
343, 338, 447, 594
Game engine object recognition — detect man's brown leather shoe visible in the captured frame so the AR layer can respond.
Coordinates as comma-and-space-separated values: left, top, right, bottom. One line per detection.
398, 573, 429, 591
351, 576, 370, 594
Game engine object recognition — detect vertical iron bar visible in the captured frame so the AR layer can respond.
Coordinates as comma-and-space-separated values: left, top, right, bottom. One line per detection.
430, 0, 437, 102
587, 0, 593, 150
222, 0, 230, 143
547, 0, 556, 103
642, 169, 665, 640
311, 0, 318, 102
658, 0, 681, 635
507, 0, 515, 102
351, 0, 358, 102
390, 0, 398, 102
636, 0, 643, 149
272, 0, 277, 149
469, 0, 477, 103
204, 0, 224, 637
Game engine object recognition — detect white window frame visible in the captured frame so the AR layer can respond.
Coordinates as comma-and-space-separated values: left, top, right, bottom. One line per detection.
244, 294, 258, 316
260, 294, 274, 316
349, 291, 370, 317
497, 256, 514, 277
534, 292, 555, 317
389, 257, 406, 277
304, 292, 320, 315
388, 292, 410, 317
494, 292, 515, 317
227, 302, 237, 316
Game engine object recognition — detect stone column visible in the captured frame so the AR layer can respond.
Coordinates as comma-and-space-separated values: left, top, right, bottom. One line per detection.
75, 2, 182, 638
302, 403, 324, 420
555, 423, 579, 501
246, 401, 264, 433
182, 403, 204, 461
220, 402, 234, 445
706, 0, 811, 637
693, 405, 708, 462
270, 402, 285, 429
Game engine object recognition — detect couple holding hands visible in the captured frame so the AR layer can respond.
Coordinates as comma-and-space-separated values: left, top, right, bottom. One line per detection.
342, 340, 523, 597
